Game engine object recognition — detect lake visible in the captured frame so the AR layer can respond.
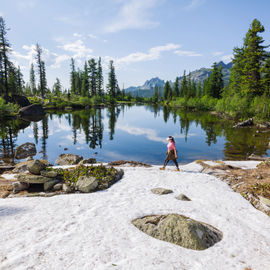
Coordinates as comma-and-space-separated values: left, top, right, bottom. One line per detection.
0, 105, 269, 165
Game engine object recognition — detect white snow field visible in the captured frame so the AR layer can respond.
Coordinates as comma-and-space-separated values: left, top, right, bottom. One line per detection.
0, 162, 269, 270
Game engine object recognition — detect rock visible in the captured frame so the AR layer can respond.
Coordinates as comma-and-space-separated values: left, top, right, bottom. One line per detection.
55, 154, 83, 165
64, 148, 68, 151
151, 188, 173, 195
132, 214, 223, 250
40, 170, 58, 178
13, 181, 30, 193
62, 183, 73, 193
233, 118, 253, 128
259, 196, 270, 207
26, 156, 34, 161
76, 176, 98, 193
202, 167, 226, 175
18, 104, 45, 117
15, 174, 52, 184
11, 94, 31, 107
44, 179, 61, 192
14, 142, 37, 160
176, 194, 191, 201
0, 165, 15, 174
12, 161, 32, 173
53, 183, 63, 191
1, 191, 10, 198
78, 158, 97, 165
108, 160, 152, 167
27, 160, 46, 175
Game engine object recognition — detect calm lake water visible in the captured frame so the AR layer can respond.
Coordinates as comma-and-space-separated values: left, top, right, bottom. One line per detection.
1, 105, 269, 165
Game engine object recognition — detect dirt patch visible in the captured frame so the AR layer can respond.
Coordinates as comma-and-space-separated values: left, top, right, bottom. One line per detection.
108, 160, 152, 167
196, 160, 270, 216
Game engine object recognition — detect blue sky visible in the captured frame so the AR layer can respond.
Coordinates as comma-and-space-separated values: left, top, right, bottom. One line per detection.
1, 0, 270, 89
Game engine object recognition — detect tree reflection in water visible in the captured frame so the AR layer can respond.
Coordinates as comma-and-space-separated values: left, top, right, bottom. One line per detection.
0, 105, 269, 164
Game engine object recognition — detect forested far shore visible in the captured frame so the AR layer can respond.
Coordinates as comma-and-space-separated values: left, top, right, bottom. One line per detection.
0, 17, 269, 121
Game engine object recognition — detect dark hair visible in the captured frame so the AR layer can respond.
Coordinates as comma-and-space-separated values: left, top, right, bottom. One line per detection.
168, 136, 175, 143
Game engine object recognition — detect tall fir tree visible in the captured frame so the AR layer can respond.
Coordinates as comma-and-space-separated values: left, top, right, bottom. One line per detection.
173, 77, 180, 97
81, 61, 89, 97
96, 57, 103, 96
180, 70, 187, 97
52, 77, 61, 96
29, 63, 36, 95
107, 60, 117, 98
35, 43, 45, 99
70, 58, 76, 95
261, 54, 270, 96
0, 16, 11, 96
163, 81, 172, 100
88, 58, 97, 96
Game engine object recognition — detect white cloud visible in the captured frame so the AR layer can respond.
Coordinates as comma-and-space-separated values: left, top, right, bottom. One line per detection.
73, 33, 83, 38
213, 51, 224, 56
221, 54, 233, 63
104, 0, 159, 33
116, 43, 180, 65
57, 39, 93, 59
174, 50, 202, 57
51, 54, 70, 68
117, 124, 197, 143
185, 0, 205, 10
88, 34, 98, 39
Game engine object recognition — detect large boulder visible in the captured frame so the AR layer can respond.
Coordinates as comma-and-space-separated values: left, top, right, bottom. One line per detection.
14, 143, 37, 160
40, 170, 58, 178
12, 182, 30, 193
75, 176, 98, 193
55, 154, 83, 165
132, 214, 222, 250
18, 104, 45, 117
44, 179, 61, 192
27, 160, 46, 175
15, 174, 52, 184
12, 95, 31, 107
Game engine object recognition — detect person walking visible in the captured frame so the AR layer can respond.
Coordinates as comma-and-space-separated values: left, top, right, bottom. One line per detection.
160, 136, 180, 171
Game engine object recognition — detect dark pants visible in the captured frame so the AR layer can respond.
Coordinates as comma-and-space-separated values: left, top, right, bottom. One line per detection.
164, 150, 179, 169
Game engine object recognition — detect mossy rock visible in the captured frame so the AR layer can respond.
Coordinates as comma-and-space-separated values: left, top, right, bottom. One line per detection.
132, 214, 222, 250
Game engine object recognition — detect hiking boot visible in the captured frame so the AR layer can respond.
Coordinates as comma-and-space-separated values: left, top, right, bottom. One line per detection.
175, 168, 180, 171
159, 167, 165, 170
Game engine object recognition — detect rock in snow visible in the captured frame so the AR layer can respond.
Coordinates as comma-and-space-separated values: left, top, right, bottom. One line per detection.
55, 154, 83, 165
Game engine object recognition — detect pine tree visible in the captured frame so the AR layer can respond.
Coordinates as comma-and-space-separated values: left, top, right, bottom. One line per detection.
17, 66, 24, 94
187, 72, 192, 97
41, 61, 47, 94
81, 61, 89, 97
241, 19, 268, 97
107, 60, 117, 98
0, 17, 11, 96
173, 77, 180, 97
190, 80, 196, 98
35, 43, 45, 99
70, 58, 76, 95
29, 63, 36, 95
74, 69, 82, 95
180, 70, 187, 97
52, 77, 61, 96
261, 54, 270, 96
97, 57, 103, 96
88, 58, 97, 96
197, 81, 202, 97
163, 81, 172, 100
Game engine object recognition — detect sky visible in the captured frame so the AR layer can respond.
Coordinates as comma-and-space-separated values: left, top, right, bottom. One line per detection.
1, 0, 270, 89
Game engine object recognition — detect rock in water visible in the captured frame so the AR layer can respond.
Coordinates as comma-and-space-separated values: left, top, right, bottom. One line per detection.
151, 188, 173, 195
27, 160, 46, 175
14, 143, 37, 160
55, 154, 83, 165
18, 104, 45, 116
132, 214, 222, 250
76, 176, 98, 193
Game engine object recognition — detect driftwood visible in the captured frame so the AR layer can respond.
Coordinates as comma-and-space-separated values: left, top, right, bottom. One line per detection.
248, 154, 270, 161
233, 118, 253, 128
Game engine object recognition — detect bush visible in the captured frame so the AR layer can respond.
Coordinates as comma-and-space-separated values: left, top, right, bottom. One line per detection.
56, 164, 119, 190
0, 97, 19, 117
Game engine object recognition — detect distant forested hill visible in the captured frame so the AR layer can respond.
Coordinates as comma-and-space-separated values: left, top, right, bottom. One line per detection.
125, 61, 232, 97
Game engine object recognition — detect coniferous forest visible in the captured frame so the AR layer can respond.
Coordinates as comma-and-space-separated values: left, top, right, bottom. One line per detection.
0, 17, 269, 121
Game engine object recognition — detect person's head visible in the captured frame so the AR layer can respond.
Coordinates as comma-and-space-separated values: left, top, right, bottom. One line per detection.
167, 136, 175, 143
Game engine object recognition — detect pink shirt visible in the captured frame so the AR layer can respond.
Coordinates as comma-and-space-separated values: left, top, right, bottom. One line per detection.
167, 141, 175, 151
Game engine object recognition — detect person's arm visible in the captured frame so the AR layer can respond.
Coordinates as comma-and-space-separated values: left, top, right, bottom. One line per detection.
174, 147, 178, 159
